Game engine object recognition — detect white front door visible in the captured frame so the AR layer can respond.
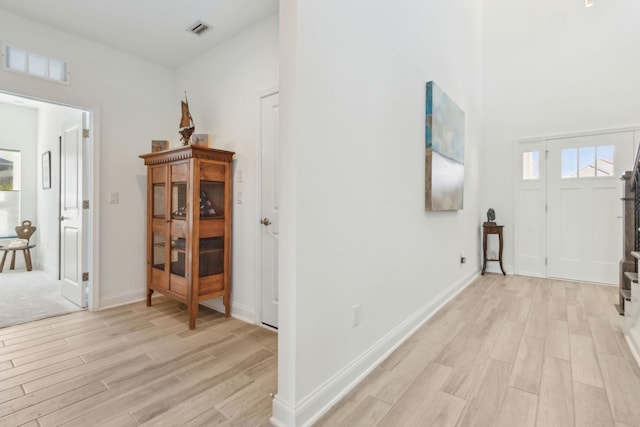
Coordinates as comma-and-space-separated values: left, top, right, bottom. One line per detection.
547, 132, 634, 284
60, 118, 85, 307
260, 91, 280, 328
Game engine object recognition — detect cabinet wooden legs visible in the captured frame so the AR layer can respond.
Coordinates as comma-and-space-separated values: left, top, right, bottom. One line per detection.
146, 289, 153, 307
223, 296, 231, 318
188, 300, 198, 330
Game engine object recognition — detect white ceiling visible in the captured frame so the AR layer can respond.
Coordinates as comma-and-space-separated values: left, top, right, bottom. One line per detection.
0, 0, 279, 68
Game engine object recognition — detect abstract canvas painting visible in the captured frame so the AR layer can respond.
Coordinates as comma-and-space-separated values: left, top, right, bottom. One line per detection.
425, 81, 465, 211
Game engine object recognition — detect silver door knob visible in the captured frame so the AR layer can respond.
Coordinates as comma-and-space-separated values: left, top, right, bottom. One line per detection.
58, 216, 66, 221
261, 217, 271, 226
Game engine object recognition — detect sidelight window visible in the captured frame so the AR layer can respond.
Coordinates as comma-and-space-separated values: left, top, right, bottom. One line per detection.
522, 151, 540, 180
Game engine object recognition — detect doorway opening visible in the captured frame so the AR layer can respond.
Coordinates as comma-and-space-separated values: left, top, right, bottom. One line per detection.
258, 88, 280, 329
0, 91, 96, 327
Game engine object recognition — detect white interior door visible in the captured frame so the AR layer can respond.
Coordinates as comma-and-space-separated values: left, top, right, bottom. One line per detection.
60, 118, 85, 307
260, 91, 280, 328
514, 140, 546, 277
547, 132, 633, 284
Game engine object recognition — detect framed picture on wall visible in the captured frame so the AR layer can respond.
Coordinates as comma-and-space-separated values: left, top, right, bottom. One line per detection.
42, 151, 51, 189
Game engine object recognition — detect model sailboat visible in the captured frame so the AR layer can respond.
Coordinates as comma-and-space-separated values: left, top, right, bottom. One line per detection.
179, 92, 195, 145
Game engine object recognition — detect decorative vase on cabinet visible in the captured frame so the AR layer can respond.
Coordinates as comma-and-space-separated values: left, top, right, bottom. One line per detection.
139, 146, 234, 329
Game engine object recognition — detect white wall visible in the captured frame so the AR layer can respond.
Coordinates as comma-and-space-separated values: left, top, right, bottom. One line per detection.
275, 0, 483, 425
482, 0, 640, 273
0, 9, 175, 306
36, 103, 83, 277
0, 103, 37, 249
175, 15, 279, 321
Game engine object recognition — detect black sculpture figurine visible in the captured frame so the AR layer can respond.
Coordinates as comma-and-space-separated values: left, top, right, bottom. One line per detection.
487, 208, 496, 224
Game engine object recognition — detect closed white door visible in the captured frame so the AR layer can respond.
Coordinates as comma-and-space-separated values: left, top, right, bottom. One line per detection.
60, 118, 85, 307
260, 91, 280, 328
547, 132, 633, 284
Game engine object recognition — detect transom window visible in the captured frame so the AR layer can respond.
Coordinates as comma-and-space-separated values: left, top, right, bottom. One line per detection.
3, 44, 69, 84
561, 145, 614, 178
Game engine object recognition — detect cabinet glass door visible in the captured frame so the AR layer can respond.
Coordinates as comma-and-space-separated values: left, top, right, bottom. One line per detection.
150, 169, 169, 289
199, 179, 225, 278
151, 177, 166, 272
170, 164, 188, 284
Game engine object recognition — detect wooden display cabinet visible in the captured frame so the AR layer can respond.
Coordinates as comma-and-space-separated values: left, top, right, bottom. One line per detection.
139, 146, 234, 329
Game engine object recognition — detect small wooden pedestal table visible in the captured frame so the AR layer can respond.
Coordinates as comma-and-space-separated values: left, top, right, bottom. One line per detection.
482, 222, 505, 275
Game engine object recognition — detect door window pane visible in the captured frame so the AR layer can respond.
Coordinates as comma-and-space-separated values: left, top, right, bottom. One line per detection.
578, 146, 596, 177
596, 145, 614, 176
561, 148, 578, 178
522, 151, 539, 180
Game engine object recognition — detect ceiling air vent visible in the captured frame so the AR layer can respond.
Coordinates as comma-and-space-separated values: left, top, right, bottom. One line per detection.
186, 20, 212, 36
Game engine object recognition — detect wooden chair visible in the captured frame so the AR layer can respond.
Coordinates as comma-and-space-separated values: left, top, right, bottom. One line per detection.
0, 220, 37, 272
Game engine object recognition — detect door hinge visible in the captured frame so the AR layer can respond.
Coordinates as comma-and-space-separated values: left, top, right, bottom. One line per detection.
82, 129, 90, 138
545, 258, 548, 266
83, 200, 89, 209
545, 204, 548, 213
82, 272, 89, 281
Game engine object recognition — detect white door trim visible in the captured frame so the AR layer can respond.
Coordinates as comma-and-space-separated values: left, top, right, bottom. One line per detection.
0, 89, 100, 311
256, 86, 279, 327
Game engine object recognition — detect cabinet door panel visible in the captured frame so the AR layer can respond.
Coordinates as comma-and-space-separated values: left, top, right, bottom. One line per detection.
171, 163, 188, 181
152, 218, 167, 234
170, 274, 188, 297
200, 164, 225, 182
200, 219, 225, 237
151, 166, 166, 184
199, 275, 224, 295
151, 268, 167, 290
171, 220, 188, 238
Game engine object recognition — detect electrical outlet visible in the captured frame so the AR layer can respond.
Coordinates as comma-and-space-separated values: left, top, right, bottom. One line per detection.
460, 251, 466, 264
353, 304, 361, 327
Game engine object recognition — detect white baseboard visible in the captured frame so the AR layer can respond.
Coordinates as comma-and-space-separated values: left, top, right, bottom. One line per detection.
99, 291, 256, 325
99, 289, 147, 310
201, 299, 256, 323
271, 271, 479, 427
39, 264, 57, 278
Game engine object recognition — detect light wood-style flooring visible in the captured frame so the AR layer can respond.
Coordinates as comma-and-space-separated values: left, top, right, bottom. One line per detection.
316, 274, 640, 427
0, 296, 277, 426
2, 275, 639, 426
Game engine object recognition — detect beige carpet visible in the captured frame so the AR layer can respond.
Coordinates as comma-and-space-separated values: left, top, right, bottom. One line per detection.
0, 269, 83, 328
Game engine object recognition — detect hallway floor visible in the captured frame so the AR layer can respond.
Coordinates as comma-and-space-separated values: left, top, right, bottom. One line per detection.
316, 274, 640, 427
0, 296, 276, 426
